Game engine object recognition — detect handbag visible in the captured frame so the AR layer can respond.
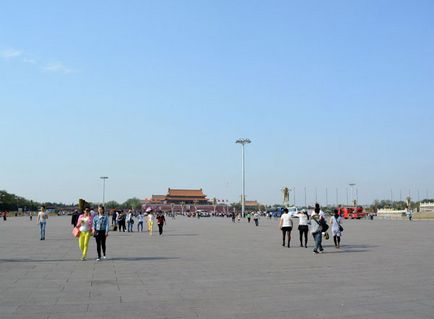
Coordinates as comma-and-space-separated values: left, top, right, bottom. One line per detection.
72, 227, 81, 238
337, 218, 344, 232
320, 219, 329, 232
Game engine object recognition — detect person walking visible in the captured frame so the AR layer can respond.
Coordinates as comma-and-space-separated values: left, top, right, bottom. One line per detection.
246, 212, 251, 223
147, 211, 154, 235
156, 212, 166, 235
253, 211, 260, 227
116, 211, 122, 232
279, 208, 293, 247
237, 213, 241, 222
93, 205, 109, 261
137, 212, 144, 232
310, 205, 324, 254
330, 209, 343, 248
231, 211, 236, 223
297, 210, 309, 247
119, 211, 126, 232
29, 211, 33, 221
111, 210, 117, 226
406, 206, 413, 221
77, 207, 93, 261
126, 210, 134, 232
37, 206, 48, 240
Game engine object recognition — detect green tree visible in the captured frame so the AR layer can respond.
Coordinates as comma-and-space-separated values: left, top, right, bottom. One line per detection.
105, 201, 120, 210
122, 198, 142, 210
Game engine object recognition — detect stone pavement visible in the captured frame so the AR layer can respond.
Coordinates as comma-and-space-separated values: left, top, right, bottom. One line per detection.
0, 215, 433, 319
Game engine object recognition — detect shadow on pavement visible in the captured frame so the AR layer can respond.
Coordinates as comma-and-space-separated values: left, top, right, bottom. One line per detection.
320, 244, 378, 254
109, 256, 179, 261
163, 233, 198, 237
0, 256, 179, 263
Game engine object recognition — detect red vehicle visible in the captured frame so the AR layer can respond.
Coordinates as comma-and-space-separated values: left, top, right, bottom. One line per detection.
338, 207, 366, 219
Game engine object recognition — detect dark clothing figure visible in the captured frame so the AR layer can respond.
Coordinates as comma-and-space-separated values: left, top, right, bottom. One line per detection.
298, 225, 309, 247
282, 227, 292, 247
156, 214, 165, 235
71, 211, 80, 227
95, 232, 107, 259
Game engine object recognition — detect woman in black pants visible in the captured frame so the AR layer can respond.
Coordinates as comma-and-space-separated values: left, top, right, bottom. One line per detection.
93, 206, 109, 261
297, 210, 309, 247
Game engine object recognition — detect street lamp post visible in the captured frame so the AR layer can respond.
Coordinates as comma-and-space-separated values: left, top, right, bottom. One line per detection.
349, 183, 356, 206
100, 176, 109, 205
235, 138, 251, 218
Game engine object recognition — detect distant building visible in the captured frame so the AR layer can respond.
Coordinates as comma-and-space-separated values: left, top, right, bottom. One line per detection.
244, 200, 261, 210
419, 202, 434, 214
147, 188, 210, 205
376, 208, 406, 220
150, 195, 166, 204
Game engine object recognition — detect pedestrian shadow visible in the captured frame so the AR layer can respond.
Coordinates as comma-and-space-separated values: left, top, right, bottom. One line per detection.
0, 256, 179, 263
324, 249, 370, 254
163, 233, 198, 237
109, 257, 179, 261
321, 244, 377, 254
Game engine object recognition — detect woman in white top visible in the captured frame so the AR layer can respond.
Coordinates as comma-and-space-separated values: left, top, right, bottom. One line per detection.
330, 209, 343, 248
76, 207, 93, 261
279, 208, 293, 248
296, 210, 309, 248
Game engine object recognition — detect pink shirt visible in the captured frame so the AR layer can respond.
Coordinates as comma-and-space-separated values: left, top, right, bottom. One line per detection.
76, 214, 93, 232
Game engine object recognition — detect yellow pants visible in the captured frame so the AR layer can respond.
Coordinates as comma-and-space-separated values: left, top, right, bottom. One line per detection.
79, 231, 91, 259
147, 221, 154, 233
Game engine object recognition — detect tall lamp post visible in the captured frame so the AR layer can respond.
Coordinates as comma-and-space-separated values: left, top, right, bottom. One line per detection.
236, 138, 251, 217
100, 176, 109, 205
349, 183, 356, 206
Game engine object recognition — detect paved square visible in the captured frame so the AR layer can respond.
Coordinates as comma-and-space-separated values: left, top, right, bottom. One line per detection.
1, 216, 433, 319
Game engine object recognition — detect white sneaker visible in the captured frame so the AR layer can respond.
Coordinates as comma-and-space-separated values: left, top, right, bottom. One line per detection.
102, 256, 107, 260
96, 258, 101, 261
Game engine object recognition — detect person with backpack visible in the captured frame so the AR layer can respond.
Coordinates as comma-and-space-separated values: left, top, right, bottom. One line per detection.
310, 204, 325, 254
330, 209, 343, 248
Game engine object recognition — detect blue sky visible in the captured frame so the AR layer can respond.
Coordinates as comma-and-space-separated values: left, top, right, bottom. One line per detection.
1, 0, 433, 205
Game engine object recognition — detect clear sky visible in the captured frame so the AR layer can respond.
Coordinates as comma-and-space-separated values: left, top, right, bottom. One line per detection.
1, 0, 433, 206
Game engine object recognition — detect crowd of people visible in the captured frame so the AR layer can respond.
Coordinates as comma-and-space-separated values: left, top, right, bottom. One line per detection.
66, 206, 167, 261
278, 203, 344, 253
30, 202, 347, 261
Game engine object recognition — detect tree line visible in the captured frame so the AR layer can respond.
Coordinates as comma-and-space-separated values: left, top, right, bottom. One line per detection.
0, 190, 143, 212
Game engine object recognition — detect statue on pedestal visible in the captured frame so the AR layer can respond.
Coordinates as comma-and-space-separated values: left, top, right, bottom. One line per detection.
281, 187, 290, 208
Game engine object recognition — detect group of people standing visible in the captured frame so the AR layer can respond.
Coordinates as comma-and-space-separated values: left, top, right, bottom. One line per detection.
68, 207, 166, 261
111, 209, 166, 235
231, 211, 260, 226
279, 204, 343, 254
